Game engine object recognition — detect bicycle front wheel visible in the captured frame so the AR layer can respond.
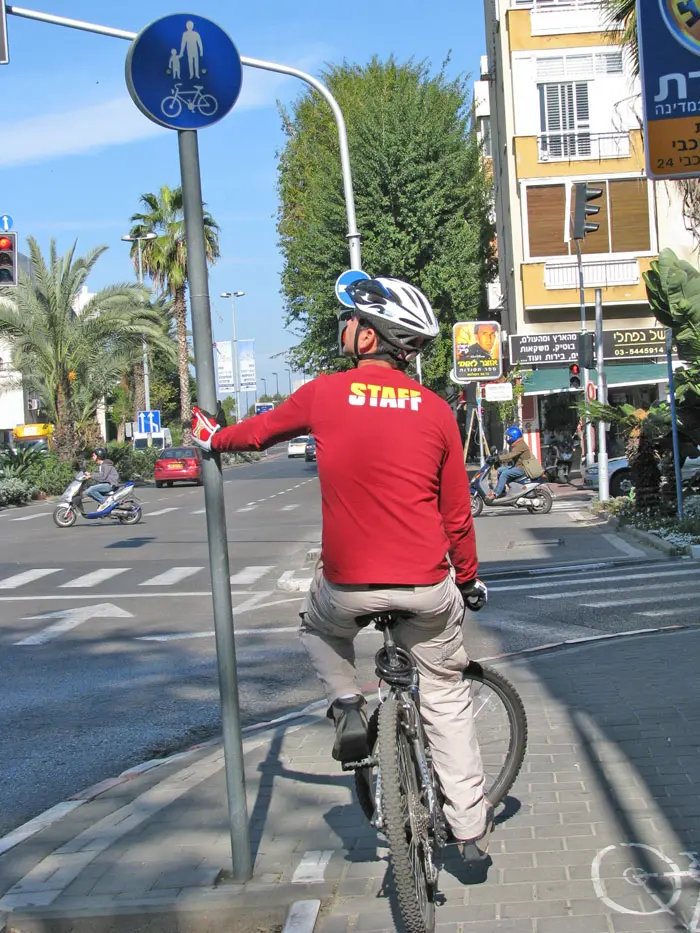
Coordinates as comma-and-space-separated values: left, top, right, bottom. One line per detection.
378, 694, 436, 933
465, 662, 527, 806
161, 96, 182, 118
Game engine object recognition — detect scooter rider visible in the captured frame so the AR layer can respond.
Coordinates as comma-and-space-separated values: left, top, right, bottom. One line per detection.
84, 447, 120, 512
489, 426, 544, 499
191, 276, 494, 858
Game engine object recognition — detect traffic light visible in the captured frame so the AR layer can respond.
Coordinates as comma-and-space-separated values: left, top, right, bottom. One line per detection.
0, 232, 17, 286
0, 232, 17, 285
577, 332, 595, 370
569, 363, 581, 390
572, 183, 603, 240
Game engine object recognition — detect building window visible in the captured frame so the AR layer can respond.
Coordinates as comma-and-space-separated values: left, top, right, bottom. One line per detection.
525, 179, 650, 259
539, 82, 590, 159
478, 116, 492, 158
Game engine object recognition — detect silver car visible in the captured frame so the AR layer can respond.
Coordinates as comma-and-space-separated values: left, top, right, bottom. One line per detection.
584, 448, 700, 497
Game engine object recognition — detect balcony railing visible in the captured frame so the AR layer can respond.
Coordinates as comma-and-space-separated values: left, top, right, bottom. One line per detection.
544, 258, 639, 290
515, 0, 601, 8
538, 131, 630, 162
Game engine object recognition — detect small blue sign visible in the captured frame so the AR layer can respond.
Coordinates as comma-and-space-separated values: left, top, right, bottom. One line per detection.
137, 410, 161, 433
125, 14, 243, 131
335, 269, 370, 309
254, 402, 274, 415
0, 215, 13, 232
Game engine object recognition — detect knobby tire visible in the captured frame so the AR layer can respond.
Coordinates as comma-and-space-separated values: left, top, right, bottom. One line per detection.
377, 694, 435, 933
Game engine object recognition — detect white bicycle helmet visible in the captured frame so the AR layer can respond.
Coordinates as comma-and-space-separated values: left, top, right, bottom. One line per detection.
343, 277, 439, 363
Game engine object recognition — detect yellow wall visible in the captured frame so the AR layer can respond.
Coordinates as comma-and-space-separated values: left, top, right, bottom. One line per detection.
514, 131, 646, 179
522, 257, 655, 308
507, 9, 615, 51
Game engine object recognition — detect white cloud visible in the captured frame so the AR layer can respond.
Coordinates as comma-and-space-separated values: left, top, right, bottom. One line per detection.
0, 58, 319, 168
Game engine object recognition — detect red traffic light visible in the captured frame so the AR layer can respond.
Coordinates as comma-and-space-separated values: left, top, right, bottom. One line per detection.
569, 363, 580, 375
0, 236, 12, 251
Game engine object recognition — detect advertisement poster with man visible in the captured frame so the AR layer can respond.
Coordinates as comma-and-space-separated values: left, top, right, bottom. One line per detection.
453, 321, 503, 381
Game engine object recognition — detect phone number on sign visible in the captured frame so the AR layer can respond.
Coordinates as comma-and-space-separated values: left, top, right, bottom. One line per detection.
612, 346, 664, 357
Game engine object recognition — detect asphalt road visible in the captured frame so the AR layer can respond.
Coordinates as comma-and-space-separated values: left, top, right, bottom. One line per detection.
1, 458, 696, 840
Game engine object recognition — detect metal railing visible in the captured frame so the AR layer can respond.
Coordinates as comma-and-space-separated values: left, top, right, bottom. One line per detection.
515, 0, 601, 8
544, 258, 639, 290
538, 130, 630, 161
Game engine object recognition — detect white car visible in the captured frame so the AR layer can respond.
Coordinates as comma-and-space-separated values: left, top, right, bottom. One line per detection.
287, 435, 310, 458
584, 448, 700, 497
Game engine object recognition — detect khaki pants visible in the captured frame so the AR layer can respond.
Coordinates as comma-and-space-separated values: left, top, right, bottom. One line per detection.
300, 562, 488, 840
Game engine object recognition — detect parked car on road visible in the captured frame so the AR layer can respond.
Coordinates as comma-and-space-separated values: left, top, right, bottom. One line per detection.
287, 435, 310, 458
305, 437, 317, 462
584, 447, 700, 498
154, 447, 203, 488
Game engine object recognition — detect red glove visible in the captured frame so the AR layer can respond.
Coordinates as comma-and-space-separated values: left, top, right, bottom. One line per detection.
192, 406, 220, 452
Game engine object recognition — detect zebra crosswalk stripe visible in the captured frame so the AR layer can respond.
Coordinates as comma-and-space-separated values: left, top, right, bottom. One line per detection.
140, 567, 204, 587
230, 566, 273, 585
0, 569, 61, 589
147, 508, 180, 517
59, 568, 130, 589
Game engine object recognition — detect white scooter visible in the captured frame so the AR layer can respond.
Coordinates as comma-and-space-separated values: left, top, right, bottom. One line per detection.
470, 452, 552, 517
53, 470, 142, 528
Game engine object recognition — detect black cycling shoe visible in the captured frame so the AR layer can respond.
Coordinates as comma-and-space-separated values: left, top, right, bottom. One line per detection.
328, 696, 369, 763
456, 803, 495, 862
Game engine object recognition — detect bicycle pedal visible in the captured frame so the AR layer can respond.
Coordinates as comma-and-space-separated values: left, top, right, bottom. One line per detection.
341, 755, 377, 771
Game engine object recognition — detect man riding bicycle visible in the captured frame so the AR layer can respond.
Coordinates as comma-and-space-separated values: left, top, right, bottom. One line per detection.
191, 277, 492, 857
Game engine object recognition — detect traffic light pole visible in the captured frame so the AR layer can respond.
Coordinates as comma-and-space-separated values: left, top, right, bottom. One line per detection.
594, 288, 609, 501
575, 239, 595, 468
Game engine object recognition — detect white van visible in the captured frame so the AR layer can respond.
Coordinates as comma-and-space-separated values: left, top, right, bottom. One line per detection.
133, 428, 172, 451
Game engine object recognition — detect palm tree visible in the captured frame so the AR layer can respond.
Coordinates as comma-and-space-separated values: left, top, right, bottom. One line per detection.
601, 0, 638, 73
0, 237, 175, 460
129, 186, 221, 441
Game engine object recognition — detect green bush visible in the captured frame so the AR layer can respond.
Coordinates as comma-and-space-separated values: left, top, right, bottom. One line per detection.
0, 477, 37, 507
221, 451, 264, 466
24, 453, 76, 497
591, 495, 636, 519
106, 443, 159, 481
0, 448, 46, 479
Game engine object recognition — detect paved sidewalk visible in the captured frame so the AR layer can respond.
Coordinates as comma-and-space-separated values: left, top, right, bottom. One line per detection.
1, 627, 699, 933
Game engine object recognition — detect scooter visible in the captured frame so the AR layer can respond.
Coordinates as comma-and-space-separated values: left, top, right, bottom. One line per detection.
53, 470, 142, 528
543, 434, 577, 484
470, 453, 552, 517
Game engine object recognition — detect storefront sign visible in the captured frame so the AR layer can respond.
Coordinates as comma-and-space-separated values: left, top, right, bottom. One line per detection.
511, 328, 671, 365
484, 382, 513, 402
453, 321, 503, 382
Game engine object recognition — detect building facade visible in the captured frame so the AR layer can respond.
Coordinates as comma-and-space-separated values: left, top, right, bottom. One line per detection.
481, 0, 696, 457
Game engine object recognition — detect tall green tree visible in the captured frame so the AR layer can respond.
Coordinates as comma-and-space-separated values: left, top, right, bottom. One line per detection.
129, 185, 221, 439
277, 57, 495, 392
0, 238, 174, 460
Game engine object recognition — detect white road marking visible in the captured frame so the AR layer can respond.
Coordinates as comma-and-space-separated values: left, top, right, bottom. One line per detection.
282, 901, 321, 933
147, 507, 179, 517
140, 567, 204, 586
530, 575, 700, 601
237, 505, 257, 512
635, 608, 698, 618
601, 532, 647, 558
281, 504, 299, 511
292, 850, 334, 884
60, 568, 130, 589
0, 569, 61, 589
230, 566, 273, 585
233, 592, 273, 614
15, 603, 133, 646
583, 591, 700, 608
476, 615, 594, 641
10, 512, 50, 522
139, 623, 297, 642
191, 508, 206, 514
494, 567, 699, 594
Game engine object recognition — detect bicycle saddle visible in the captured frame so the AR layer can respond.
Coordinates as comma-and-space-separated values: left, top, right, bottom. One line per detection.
355, 610, 414, 629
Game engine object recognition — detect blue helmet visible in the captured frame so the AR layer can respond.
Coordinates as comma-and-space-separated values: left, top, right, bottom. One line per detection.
504, 426, 522, 445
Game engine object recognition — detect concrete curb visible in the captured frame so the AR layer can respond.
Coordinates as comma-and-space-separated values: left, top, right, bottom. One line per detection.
596, 511, 694, 557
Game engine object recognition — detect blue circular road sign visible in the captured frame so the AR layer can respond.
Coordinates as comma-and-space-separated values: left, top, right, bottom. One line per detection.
335, 269, 370, 308
125, 14, 243, 131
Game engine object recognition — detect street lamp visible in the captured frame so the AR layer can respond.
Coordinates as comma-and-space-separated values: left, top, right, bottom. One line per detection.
285, 368, 293, 395
121, 232, 157, 413
220, 291, 245, 422
271, 371, 279, 397
261, 377, 267, 397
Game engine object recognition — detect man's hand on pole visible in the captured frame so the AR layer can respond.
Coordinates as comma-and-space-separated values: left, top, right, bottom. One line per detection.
192, 405, 221, 452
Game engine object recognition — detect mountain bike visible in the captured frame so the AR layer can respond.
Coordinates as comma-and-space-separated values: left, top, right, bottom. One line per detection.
346, 610, 527, 933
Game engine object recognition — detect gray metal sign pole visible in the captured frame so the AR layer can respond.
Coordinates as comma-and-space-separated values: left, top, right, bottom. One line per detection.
6, 6, 362, 269
594, 288, 609, 501
574, 239, 595, 467
179, 128, 252, 881
666, 328, 684, 521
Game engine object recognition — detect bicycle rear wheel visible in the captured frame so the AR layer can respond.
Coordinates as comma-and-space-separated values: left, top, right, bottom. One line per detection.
465, 661, 527, 806
378, 693, 436, 933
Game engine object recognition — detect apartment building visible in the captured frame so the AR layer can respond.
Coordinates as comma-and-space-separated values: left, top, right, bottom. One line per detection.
480, 0, 695, 457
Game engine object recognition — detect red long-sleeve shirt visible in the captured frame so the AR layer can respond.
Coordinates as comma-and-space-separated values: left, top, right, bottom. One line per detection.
212, 365, 478, 585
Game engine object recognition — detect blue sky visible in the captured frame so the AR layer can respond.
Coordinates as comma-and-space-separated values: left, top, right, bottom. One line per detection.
2, 0, 487, 397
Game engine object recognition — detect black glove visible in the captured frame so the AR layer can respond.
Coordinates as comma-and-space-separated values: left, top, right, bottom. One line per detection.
459, 578, 488, 612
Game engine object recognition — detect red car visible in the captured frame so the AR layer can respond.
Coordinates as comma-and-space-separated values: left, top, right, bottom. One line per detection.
154, 446, 203, 488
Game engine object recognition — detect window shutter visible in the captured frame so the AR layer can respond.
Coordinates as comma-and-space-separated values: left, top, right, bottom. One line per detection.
527, 185, 568, 258
609, 179, 650, 252
595, 51, 623, 74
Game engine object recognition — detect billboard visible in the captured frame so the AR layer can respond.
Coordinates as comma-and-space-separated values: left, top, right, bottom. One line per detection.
452, 321, 503, 382
237, 339, 256, 391
214, 341, 236, 394
510, 328, 672, 366
638, 0, 700, 179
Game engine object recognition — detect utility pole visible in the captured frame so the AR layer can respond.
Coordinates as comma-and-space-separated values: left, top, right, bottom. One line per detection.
220, 291, 245, 421
594, 288, 609, 501
121, 231, 156, 413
